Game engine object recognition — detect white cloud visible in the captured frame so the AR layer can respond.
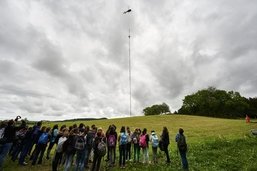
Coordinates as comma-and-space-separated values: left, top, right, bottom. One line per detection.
0, 0, 257, 120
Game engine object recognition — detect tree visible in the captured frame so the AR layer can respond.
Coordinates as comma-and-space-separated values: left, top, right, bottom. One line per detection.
178, 87, 250, 118
143, 103, 170, 116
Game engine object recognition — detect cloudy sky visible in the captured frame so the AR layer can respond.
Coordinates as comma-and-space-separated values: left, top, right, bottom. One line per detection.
0, 0, 257, 120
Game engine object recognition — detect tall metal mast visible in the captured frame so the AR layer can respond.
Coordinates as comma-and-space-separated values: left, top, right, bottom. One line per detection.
128, 28, 131, 117
123, 8, 132, 117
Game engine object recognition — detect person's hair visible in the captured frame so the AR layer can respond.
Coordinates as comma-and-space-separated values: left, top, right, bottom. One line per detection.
60, 125, 66, 131
37, 121, 42, 127
72, 124, 77, 128
179, 128, 184, 134
84, 125, 90, 134
79, 123, 84, 128
110, 126, 115, 134
62, 128, 69, 133
120, 126, 126, 133
8, 120, 15, 126
41, 126, 46, 132
53, 124, 58, 130
73, 128, 79, 134
46, 127, 51, 133
69, 126, 73, 132
51, 124, 58, 135
142, 128, 147, 134
91, 124, 96, 129
163, 126, 169, 134
112, 124, 116, 130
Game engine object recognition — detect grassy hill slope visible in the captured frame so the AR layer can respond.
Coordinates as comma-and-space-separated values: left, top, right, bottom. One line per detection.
3, 114, 257, 171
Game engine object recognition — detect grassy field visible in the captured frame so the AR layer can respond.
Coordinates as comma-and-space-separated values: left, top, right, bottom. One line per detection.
3, 114, 257, 171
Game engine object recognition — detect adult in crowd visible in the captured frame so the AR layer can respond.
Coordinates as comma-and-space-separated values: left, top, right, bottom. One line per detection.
176, 128, 189, 170
161, 126, 171, 164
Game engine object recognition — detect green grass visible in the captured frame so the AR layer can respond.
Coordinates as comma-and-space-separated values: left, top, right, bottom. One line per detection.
3, 114, 257, 171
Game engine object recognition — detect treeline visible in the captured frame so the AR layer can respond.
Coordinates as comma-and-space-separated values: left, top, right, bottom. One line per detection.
178, 87, 257, 118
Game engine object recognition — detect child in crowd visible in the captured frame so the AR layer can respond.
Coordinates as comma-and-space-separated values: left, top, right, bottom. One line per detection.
140, 128, 149, 164
118, 126, 127, 169
52, 128, 69, 171
150, 130, 159, 164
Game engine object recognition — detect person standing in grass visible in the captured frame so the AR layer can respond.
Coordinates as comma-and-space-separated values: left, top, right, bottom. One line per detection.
140, 128, 149, 164
107, 125, 117, 167
62, 128, 78, 171
91, 127, 106, 171
118, 126, 127, 169
0, 119, 17, 170
150, 130, 159, 164
126, 127, 132, 161
46, 124, 58, 160
131, 128, 140, 163
161, 126, 171, 164
31, 127, 51, 165
52, 128, 68, 171
176, 128, 188, 170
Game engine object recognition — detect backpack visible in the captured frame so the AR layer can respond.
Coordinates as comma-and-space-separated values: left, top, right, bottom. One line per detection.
152, 134, 159, 148
139, 134, 147, 148
38, 132, 48, 144
108, 134, 116, 147
56, 137, 67, 153
133, 136, 138, 144
62, 136, 76, 154
120, 133, 127, 145
31, 126, 40, 142
97, 138, 107, 156
74, 135, 85, 150
50, 129, 58, 143
86, 132, 95, 149
177, 134, 187, 152
127, 134, 132, 143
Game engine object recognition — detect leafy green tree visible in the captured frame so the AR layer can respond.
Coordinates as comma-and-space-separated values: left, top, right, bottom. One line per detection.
143, 103, 170, 116
178, 87, 250, 118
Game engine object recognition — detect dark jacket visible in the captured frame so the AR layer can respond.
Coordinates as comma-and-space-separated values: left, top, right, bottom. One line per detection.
3, 125, 16, 143
161, 132, 170, 147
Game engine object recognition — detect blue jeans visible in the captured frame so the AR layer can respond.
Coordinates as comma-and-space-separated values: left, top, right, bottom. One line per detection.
119, 144, 126, 167
19, 140, 32, 165
0, 143, 13, 168
142, 147, 149, 163
179, 150, 188, 169
64, 153, 74, 171
84, 147, 91, 168
75, 148, 87, 171
152, 147, 158, 163
133, 144, 140, 162
108, 146, 115, 165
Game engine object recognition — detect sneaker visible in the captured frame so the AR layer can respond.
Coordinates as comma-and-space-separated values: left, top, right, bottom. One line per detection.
20, 162, 28, 166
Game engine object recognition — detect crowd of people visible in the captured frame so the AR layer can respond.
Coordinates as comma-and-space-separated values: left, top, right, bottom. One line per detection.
0, 116, 188, 171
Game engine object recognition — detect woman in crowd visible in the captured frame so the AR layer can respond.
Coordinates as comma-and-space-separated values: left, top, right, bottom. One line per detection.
46, 124, 58, 160
140, 128, 149, 164
91, 127, 106, 171
176, 128, 189, 170
131, 128, 141, 163
118, 126, 127, 169
161, 126, 171, 164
